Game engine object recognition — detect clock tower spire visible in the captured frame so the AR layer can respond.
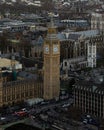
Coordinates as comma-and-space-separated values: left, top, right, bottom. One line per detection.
43, 14, 60, 100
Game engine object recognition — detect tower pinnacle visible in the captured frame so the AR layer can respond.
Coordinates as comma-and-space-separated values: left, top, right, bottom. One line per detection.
49, 12, 55, 28
48, 12, 56, 29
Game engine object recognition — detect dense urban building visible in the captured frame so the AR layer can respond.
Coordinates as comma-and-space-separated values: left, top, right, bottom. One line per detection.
91, 10, 104, 30
0, 0, 104, 129
0, 17, 61, 107
0, 78, 43, 107
0, 58, 43, 107
91, 10, 104, 60
61, 19, 90, 30
59, 29, 102, 71
73, 68, 104, 118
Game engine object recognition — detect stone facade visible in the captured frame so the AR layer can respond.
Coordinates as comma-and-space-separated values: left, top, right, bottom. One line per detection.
73, 70, 104, 118
0, 78, 43, 107
91, 12, 104, 30
60, 30, 104, 71
43, 21, 60, 100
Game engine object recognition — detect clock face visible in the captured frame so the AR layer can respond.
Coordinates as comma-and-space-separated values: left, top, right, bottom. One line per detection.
53, 45, 59, 53
44, 46, 49, 53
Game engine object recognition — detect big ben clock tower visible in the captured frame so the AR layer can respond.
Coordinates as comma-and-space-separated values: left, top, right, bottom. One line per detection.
43, 15, 60, 100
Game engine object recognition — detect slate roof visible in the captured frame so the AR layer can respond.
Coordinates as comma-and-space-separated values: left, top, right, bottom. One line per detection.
70, 30, 99, 38
74, 73, 104, 94
57, 30, 99, 41
18, 71, 37, 80
57, 33, 66, 40
68, 34, 81, 40
37, 36, 44, 45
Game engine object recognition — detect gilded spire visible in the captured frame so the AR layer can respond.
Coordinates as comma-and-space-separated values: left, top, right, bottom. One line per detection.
47, 12, 57, 39
48, 12, 56, 28
50, 12, 54, 28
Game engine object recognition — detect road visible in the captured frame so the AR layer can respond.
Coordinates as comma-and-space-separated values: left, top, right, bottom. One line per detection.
0, 98, 73, 125
29, 98, 73, 114
0, 97, 98, 130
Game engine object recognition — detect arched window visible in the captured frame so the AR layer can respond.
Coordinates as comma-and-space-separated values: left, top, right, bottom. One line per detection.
65, 62, 67, 66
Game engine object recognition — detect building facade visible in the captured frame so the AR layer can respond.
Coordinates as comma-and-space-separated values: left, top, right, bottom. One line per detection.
91, 11, 104, 30
73, 69, 104, 118
0, 77, 43, 107
59, 30, 101, 71
87, 42, 96, 68
43, 20, 60, 100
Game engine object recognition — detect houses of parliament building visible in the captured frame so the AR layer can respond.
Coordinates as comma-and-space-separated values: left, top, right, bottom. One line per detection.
0, 14, 104, 107
0, 18, 60, 107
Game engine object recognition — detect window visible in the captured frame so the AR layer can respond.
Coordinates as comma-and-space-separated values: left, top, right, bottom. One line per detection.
93, 47, 95, 53
25, 92, 28, 97
3, 96, 6, 102
65, 62, 67, 66
21, 93, 24, 98
89, 46, 91, 53
7, 96, 10, 101
16, 94, 20, 99
30, 91, 33, 97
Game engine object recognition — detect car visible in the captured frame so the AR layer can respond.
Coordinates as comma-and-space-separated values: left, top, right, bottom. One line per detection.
62, 103, 70, 108
21, 108, 28, 113
87, 115, 91, 118
14, 111, 28, 117
0, 117, 6, 120
41, 101, 49, 105
83, 119, 88, 124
